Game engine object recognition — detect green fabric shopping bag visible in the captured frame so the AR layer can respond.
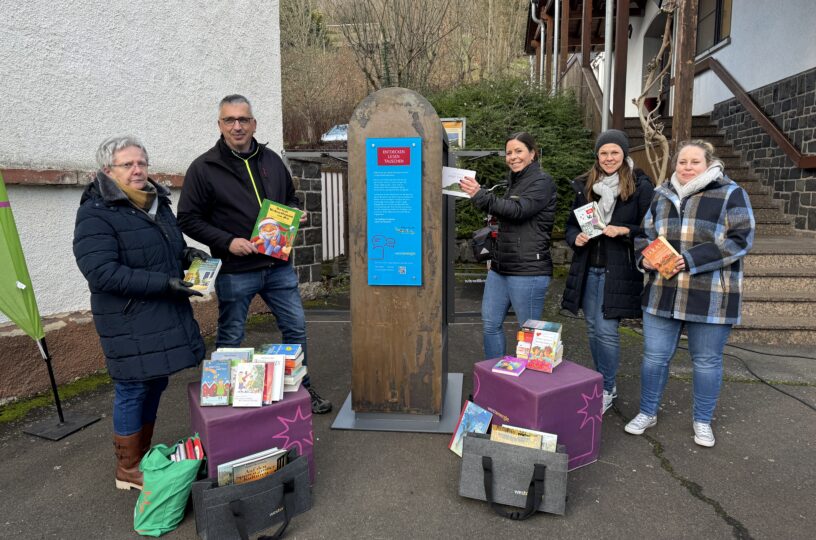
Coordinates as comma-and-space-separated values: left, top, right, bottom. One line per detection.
134, 436, 204, 537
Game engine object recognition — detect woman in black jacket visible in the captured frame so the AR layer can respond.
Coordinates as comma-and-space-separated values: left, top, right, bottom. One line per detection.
73, 136, 207, 490
561, 130, 654, 413
460, 132, 557, 359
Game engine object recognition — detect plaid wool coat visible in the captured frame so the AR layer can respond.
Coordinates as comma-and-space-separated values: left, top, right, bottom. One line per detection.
635, 174, 755, 325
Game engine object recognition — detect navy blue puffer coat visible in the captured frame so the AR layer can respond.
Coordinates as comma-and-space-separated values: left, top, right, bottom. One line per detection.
73, 173, 205, 381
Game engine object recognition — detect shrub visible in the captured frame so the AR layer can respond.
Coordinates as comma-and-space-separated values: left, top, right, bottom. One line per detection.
428, 79, 595, 238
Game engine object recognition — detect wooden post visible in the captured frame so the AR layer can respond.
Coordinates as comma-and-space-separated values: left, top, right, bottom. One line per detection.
612, 0, 630, 129
347, 88, 446, 415
559, 0, 570, 78
672, 0, 699, 146
581, 0, 592, 67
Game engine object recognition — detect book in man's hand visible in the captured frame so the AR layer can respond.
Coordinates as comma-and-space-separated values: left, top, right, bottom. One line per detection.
642, 235, 682, 279
250, 199, 302, 261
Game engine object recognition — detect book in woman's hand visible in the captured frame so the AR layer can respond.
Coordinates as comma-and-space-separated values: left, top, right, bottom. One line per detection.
642, 236, 682, 279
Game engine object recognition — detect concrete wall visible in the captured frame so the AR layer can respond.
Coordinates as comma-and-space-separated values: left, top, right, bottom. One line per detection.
0, 1, 284, 174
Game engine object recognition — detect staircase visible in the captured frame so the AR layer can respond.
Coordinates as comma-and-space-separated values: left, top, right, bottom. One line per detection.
625, 116, 816, 345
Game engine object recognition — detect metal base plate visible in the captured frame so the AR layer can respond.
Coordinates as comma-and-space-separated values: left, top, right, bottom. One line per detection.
23, 413, 101, 441
331, 373, 463, 433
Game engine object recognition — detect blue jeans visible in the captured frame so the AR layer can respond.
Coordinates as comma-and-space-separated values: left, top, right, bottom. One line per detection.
582, 268, 620, 393
482, 270, 551, 359
113, 377, 168, 436
639, 311, 732, 423
215, 265, 310, 386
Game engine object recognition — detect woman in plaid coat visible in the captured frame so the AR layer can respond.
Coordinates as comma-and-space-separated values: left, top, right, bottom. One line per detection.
624, 140, 755, 447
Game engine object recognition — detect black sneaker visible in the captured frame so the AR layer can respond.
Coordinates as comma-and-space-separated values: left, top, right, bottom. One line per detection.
308, 386, 332, 414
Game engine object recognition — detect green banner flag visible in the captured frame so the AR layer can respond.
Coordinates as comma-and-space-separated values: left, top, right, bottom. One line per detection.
0, 171, 45, 341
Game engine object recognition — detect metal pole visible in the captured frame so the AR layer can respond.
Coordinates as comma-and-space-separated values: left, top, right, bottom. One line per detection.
602, 0, 615, 131
552, 0, 560, 94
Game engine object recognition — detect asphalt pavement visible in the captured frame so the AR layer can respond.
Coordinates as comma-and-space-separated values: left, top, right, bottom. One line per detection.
1, 277, 814, 539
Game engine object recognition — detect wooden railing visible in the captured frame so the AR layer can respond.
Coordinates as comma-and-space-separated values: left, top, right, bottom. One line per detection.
696, 57, 816, 169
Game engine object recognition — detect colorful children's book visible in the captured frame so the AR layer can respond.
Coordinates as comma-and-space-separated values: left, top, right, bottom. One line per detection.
574, 201, 606, 239
250, 200, 302, 261
183, 257, 222, 294
200, 359, 231, 406
260, 344, 303, 362
491, 356, 527, 377
231, 363, 265, 407
642, 235, 682, 279
448, 400, 493, 457
527, 341, 563, 373
255, 354, 285, 404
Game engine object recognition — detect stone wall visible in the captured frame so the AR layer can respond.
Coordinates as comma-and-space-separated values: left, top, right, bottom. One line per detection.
289, 158, 325, 285
711, 67, 816, 231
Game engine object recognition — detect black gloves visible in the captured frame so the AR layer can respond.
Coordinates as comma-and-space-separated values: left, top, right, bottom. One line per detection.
167, 277, 204, 298
182, 247, 210, 268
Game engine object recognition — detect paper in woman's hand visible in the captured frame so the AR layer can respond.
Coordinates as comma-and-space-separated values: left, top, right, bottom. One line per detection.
442, 166, 476, 198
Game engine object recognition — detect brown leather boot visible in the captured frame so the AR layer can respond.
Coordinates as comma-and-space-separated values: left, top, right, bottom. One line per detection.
140, 422, 155, 459
114, 431, 144, 490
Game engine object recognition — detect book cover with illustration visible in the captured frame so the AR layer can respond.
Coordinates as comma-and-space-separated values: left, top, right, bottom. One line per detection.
490, 424, 544, 449
491, 356, 527, 377
182, 257, 222, 294
527, 341, 563, 373
574, 201, 606, 239
233, 448, 289, 485
642, 235, 682, 279
200, 359, 231, 406
441, 166, 476, 198
503, 424, 558, 452
217, 446, 281, 486
231, 363, 266, 407
250, 199, 302, 261
520, 320, 562, 344
448, 400, 493, 457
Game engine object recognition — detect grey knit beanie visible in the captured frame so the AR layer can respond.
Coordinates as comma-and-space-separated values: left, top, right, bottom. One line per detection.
594, 129, 629, 158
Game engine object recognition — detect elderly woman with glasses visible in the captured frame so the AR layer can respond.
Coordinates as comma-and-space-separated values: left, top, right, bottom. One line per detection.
73, 136, 208, 490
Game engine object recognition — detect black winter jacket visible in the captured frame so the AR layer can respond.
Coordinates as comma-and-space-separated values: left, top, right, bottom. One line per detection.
471, 161, 557, 275
178, 137, 301, 274
73, 173, 205, 381
561, 171, 654, 319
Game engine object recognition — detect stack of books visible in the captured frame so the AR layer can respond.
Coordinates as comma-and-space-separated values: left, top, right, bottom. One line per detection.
515, 319, 563, 373
169, 435, 206, 461
200, 345, 306, 408
259, 344, 307, 392
217, 446, 289, 486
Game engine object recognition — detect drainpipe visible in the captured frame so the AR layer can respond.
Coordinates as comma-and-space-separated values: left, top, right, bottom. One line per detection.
552, 0, 560, 94
530, 1, 553, 89
602, 0, 614, 131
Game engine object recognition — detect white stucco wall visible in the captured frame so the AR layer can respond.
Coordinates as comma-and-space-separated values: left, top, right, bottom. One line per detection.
0, 186, 207, 325
0, 1, 282, 323
0, 1, 283, 174
692, 0, 816, 114
624, 0, 815, 117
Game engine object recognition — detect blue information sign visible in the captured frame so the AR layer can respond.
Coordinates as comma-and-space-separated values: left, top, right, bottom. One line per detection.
366, 137, 422, 286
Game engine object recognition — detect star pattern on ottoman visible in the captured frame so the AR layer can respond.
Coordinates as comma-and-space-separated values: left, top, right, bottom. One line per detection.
272, 406, 314, 455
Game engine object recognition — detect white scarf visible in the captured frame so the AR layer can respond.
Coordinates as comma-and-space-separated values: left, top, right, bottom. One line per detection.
592, 156, 633, 224
670, 161, 724, 200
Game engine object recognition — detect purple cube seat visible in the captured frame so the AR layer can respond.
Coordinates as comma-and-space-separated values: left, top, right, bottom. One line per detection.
187, 382, 315, 483
473, 359, 603, 471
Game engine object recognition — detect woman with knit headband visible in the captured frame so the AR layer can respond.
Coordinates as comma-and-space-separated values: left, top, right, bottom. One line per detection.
73, 136, 208, 490
625, 140, 755, 447
562, 129, 654, 414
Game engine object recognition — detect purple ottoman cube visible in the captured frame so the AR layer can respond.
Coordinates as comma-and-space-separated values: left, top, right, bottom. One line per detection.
473, 359, 603, 471
187, 382, 315, 484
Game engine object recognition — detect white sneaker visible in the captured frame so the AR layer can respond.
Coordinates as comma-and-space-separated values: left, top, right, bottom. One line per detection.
624, 413, 657, 435
693, 421, 715, 447
602, 386, 617, 414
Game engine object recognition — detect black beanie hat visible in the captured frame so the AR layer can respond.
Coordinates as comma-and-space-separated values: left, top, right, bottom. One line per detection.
595, 129, 629, 158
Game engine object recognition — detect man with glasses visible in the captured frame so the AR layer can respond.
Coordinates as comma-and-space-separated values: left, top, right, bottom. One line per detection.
178, 94, 332, 414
